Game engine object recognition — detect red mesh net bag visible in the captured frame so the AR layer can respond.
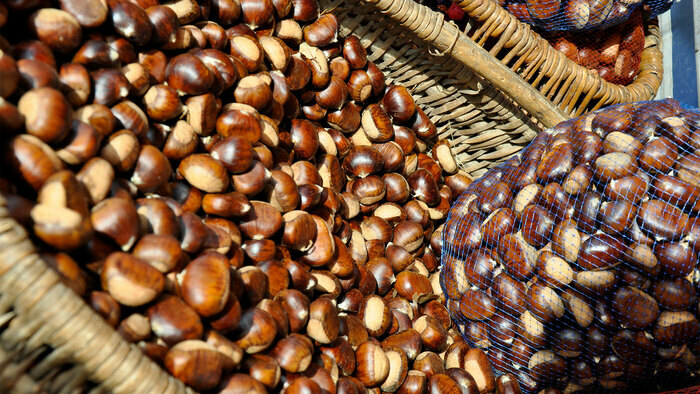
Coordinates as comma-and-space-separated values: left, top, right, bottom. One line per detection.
427, 0, 672, 32
504, 0, 671, 32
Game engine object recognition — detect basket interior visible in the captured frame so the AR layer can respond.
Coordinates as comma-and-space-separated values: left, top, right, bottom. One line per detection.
322, 0, 547, 177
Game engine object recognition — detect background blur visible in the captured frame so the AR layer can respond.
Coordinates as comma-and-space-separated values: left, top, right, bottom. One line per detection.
656, 0, 700, 106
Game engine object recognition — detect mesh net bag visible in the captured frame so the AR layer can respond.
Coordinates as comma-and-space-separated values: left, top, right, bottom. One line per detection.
441, 98, 700, 392
546, 8, 645, 86
505, 0, 672, 32
426, 0, 673, 32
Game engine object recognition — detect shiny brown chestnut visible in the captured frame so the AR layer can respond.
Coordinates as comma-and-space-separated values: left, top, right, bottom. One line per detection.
303, 14, 338, 47
166, 53, 214, 95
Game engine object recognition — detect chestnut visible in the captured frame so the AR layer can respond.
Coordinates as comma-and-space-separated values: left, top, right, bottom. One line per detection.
653, 311, 700, 346
413, 351, 445, 379
612, 286, 659, 329
29, 8, 82, 53
303, 14, 338, 47
382, 85, 416, 124
284, 53, 311, 91
60, 0, 108, 28
594, 152, 638, 183
232, 307, 278, 354
637, 199, 689, 241
653, 278, 696, 310
510, 338, 535, 371
574, 190, 603, 234
148, 295, 204, 346
604, 172, 649, 203
269, 334, 314, 373
358, 294, 392, 337
655, 241, 696, 277
537, 142, 573, 184
408, 169, 440, 207
355, 341, 390, 387
639, 136, 678, 174
72, 39, 119, 69
395, 271, 433, 304
18, 87, 72, 144
207, 137, 253, 175
31, 203, 91, 251
677, 152, 700, 189
527, 282, 565, 323
497, 232, 537, 281
73, 103, 116, 137
340, 35, 366, 70
220, 374, 266, 393
653, 174, 700, 213
166, 53, 214, 95
128, 145, 172, 193
179, 252, 230, 317
141, 84, 182, 122
240, 0, 273, 28
301, 216, 335, 267
90, 197, 139, 251
164, 340, 225, 391
101, 251, 164, 307
458, 288, 496, 321
576, 233, 624, 270
234, 75, 273, 111
610, 329, 656, 365
307, 297, 339, 344
460, 348, 495, 393
111, 100, 149, 137
177, 153, 229, 193
299, 42, 329, 90
528, 350, 566, 384
132, 234, 186, 274
274, 19, 302, 45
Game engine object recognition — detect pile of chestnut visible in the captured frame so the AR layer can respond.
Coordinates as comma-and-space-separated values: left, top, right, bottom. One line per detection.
547, 8, 644, 85
503, 0, 646, 32
442, 99, 700, 392
0, 0, 523, 392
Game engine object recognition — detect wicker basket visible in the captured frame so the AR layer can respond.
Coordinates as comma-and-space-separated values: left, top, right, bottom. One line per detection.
456, 0, 664, 117
0, 0, 644, 392
0, 196, 193, 393
323, 0, 576, 177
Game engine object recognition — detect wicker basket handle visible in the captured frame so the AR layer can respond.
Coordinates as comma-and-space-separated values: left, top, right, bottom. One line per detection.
365, 0, 569, 128
0, 195, 193, 394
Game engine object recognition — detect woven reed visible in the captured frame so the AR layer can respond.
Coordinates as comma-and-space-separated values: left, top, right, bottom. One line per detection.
0, 196, 192, 394
456, 0, 663, 117
322, 0, 572, 177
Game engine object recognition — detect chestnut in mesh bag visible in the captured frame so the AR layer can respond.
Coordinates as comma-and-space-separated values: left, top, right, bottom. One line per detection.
547, 9, 644, 86
503, 0, 672, 32
441, 99, 700, 392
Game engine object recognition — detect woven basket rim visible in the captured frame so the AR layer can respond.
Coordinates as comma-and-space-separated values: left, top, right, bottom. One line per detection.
455, 0, 663, 116
347, 0, 570, 129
